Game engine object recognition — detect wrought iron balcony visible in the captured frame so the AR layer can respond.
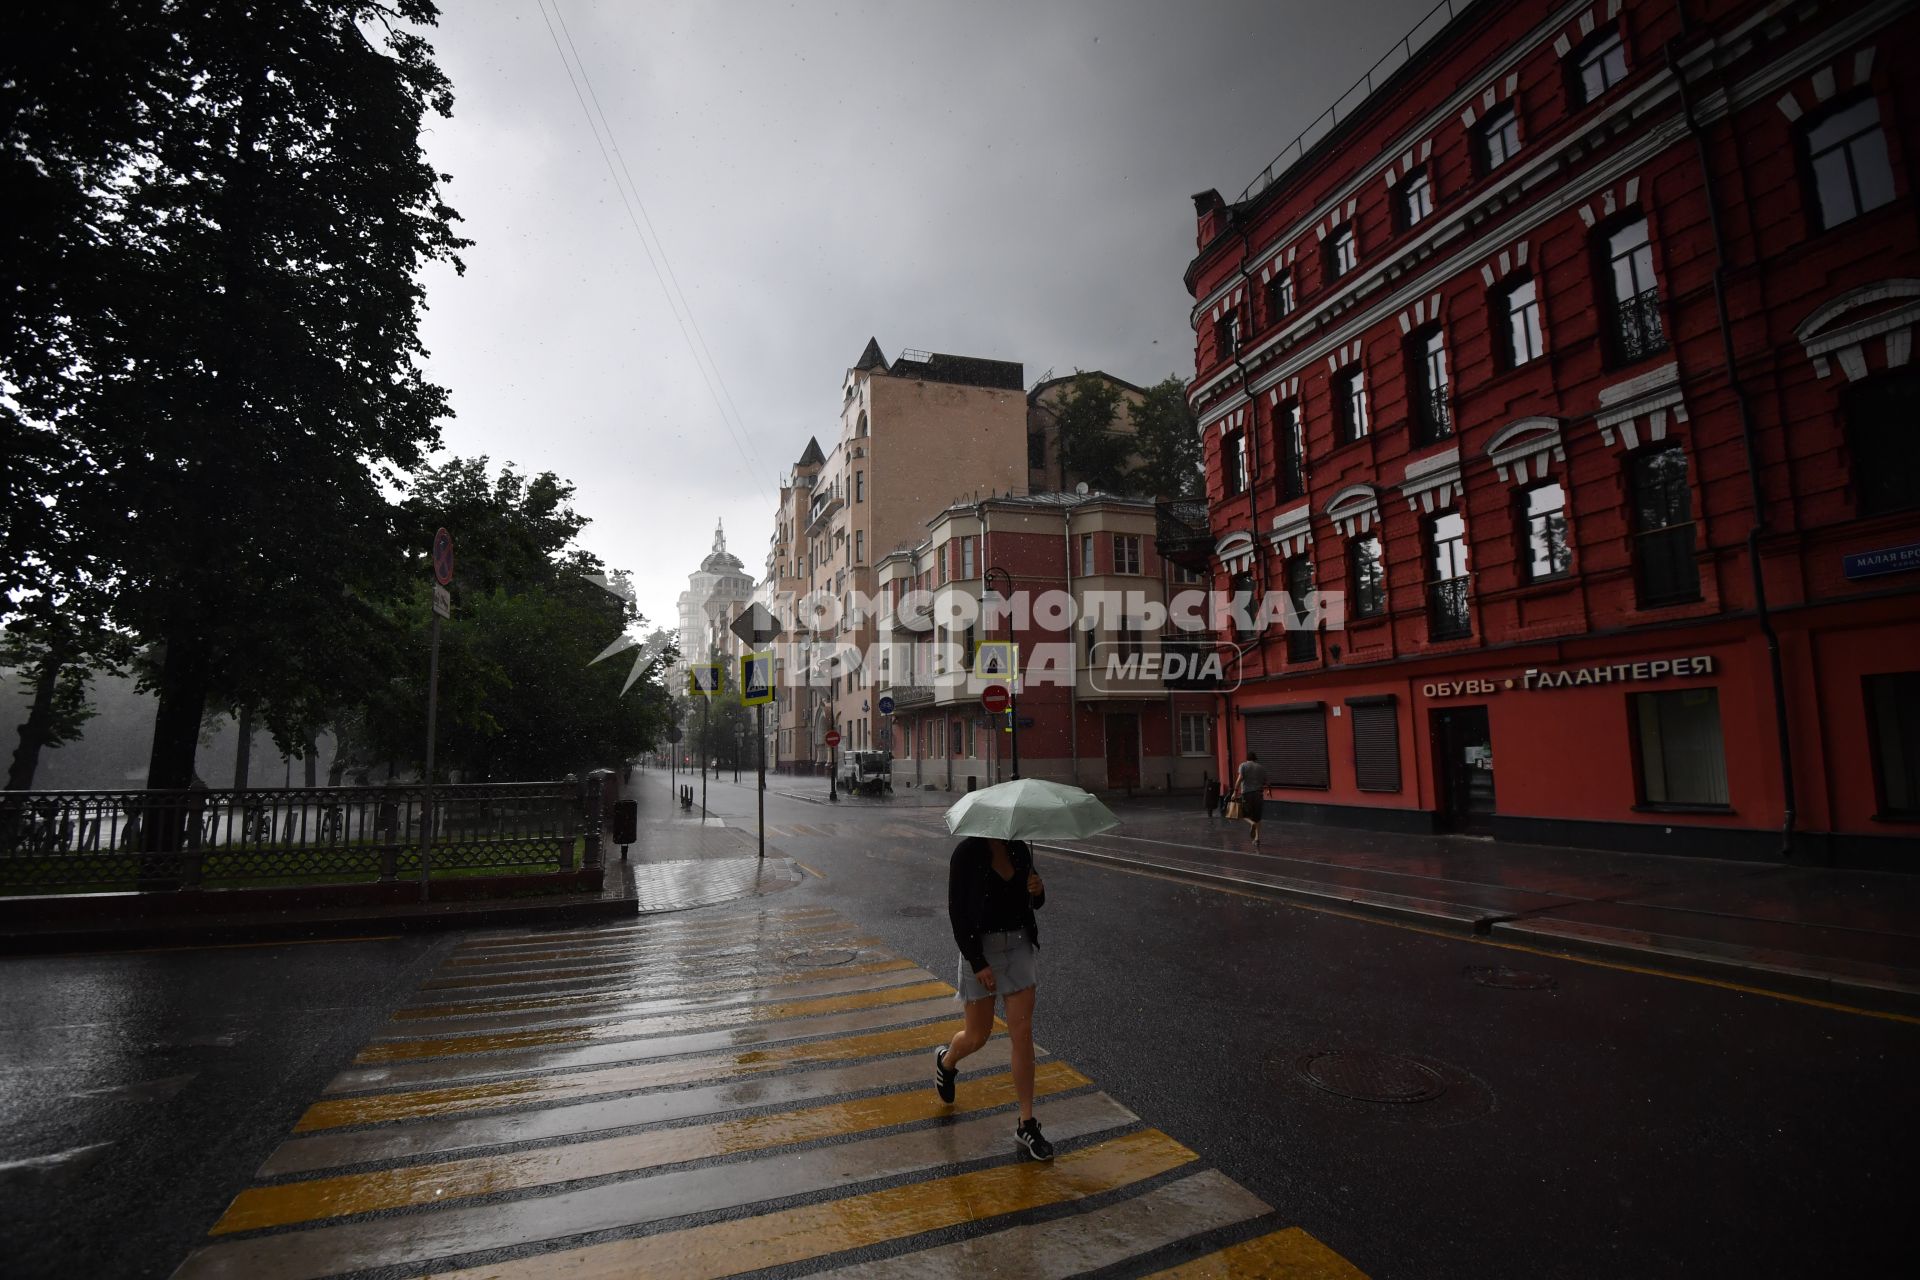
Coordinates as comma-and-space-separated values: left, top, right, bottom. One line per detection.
887, 684, 935, 710
1611, 288, 1668, 363
1418, 387, 1452, 442
1155, 499, 1212, 573
1426, 577, 1473, 641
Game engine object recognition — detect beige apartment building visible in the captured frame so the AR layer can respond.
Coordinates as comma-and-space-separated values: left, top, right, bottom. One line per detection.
765, 438, 824, 770
775, 339, 1030, 770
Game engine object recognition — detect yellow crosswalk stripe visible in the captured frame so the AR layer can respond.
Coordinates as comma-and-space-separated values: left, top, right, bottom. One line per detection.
427, 1127, 1198, 1280
355, 980, 955, 1063
178, 902, 1378, 1280
417, 937, 888, 990
295, 1021, 996, 1130
260, 1041, 1021, 1178
441, 920, 854, 967
393, 958, 921, 1020
374, 967, 937, 1038
451, 906, 833, 952
327, 996, 960, 1093
1140, 1227, 1371, 1279
213, 1061, 1090, 1233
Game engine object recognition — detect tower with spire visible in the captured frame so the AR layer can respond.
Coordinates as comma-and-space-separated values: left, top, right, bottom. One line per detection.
673, 519, 755, 679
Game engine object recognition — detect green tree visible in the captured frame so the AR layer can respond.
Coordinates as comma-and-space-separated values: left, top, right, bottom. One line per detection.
3, 2, 471, 804
334, 460, 673, 782
1130, 376, 1204, 498
1051, 373, 1135, 493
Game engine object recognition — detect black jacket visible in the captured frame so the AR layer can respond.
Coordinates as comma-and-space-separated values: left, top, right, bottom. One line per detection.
947, 837, 1045, 974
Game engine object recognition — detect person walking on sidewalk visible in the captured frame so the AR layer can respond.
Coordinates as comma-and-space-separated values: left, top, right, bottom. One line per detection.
1232, 751, 1267, 846
933, 835, 1052, 1161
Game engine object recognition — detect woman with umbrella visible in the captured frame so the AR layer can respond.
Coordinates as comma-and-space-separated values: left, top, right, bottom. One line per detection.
932, 778, 1116, 1162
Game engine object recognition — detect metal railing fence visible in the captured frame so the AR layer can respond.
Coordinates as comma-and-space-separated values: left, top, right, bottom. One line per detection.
0, 779, 602, 893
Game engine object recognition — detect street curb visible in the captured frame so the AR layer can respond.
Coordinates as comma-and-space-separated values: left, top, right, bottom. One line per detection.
0, 890, 638, 957
1036, 840, 1920, 1019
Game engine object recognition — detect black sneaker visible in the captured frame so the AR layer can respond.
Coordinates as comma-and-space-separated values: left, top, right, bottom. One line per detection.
933, 1046, 957, 1104
1014, 1117, 1054, 1161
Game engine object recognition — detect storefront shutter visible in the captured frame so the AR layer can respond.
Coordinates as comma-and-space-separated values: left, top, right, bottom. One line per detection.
1242, 704, 1328, 789
1348, 697, 1401, 793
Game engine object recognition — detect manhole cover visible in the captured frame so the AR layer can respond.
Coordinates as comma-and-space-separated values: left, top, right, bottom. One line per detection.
1466, 965, 1557, 991
783, 947, 856, 968
1296, 1051, 1445, 1104
896, 906, 935, 918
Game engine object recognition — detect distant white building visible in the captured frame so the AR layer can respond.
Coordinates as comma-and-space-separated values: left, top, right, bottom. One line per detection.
673, 520, 755, 677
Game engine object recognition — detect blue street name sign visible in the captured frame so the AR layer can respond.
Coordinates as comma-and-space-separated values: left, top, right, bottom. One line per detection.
1842, 542, 1920, 581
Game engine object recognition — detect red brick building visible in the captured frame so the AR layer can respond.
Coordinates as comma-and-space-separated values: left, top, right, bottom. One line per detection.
1175, 0, 1919, 865
879, 493, 1217, 795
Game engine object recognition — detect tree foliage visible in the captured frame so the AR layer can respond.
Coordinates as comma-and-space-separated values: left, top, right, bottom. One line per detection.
2, 1, 471, 794
1129, 376, 1204, 498
1051, 373, 1135, 494
333, 460, 674, 783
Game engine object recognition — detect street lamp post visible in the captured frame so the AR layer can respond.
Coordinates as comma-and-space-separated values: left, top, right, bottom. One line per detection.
983, 567, 1019, 779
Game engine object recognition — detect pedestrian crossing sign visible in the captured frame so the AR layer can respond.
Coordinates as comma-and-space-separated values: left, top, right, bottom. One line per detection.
688, 663, 723, 697
740, 652, 773, 706
973, 640, 1017, 682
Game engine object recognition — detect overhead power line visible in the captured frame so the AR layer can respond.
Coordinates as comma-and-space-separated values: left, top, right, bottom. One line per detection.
534, 0, 772, 504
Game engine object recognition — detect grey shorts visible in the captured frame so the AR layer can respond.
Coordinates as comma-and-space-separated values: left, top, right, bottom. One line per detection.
957, 929, 1038, 1004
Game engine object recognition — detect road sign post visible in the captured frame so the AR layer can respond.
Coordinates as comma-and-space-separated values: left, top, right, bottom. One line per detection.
731, 607, 784, 857
689, 664, 724, 823
421, 528, 454, 902
739, 650, 773, 860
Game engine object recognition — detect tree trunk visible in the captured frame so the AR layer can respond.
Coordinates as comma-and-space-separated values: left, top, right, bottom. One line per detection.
5, 661, 60, 792
139, 633, 211, 888
304, 736, 318, 789
232, 704, 253, 791
145, 636, 210, 791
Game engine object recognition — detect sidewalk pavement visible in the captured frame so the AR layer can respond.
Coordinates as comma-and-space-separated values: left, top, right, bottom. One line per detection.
1038, 804, 1920, 1014
621, 771, 804, 912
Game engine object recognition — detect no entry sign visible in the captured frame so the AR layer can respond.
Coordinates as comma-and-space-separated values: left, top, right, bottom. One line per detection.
824, 729, 842, 748
981, 684, 1011, 714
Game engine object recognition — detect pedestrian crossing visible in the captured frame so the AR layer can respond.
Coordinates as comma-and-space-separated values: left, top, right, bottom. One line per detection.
173, 902, 1368, 1278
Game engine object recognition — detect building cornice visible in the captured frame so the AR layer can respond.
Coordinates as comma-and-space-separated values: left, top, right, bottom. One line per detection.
1191, 0, 1908, 429
1187, 0, 1596, 306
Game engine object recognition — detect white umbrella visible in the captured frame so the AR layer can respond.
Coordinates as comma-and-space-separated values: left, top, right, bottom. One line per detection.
943, 778, 1120, 842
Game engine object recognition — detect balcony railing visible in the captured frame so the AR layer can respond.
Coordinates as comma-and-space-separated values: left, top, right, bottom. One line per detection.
1611, 288, 1668, 363
1427, 578, 1473, 641
1418, 387, 1452, 442
1238, 0, 1473, 203
1154, 499, 1212, 573
887, 685, 935, 710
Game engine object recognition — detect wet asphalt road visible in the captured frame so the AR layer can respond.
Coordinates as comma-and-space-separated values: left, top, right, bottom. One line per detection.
2, 775, 1912, 1278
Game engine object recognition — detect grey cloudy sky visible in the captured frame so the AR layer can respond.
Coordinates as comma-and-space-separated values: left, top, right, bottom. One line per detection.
411, 0, 1439, 630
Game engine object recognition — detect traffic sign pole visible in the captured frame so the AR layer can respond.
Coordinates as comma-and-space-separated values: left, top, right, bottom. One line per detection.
756, 702, 765, 860
421, 528, 453, 903
1010, 681, 1020, 779
421, 608, 439, 902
